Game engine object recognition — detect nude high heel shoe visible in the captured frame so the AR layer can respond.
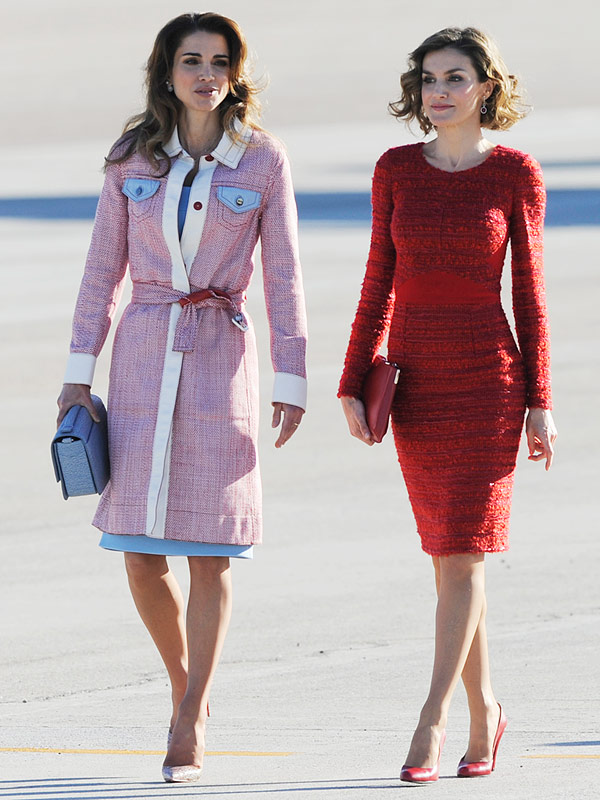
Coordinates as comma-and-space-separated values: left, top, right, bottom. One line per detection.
400, 729, 446, 783
162, 764, 203, 782
163, 701, 210, 782
457, 704, 507, 778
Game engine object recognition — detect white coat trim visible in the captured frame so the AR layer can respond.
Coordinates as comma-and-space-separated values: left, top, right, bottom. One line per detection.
145, 160, 192, 537
164, 123, 250, 169
164, 159, 193, 291
64, 352, 97, 385
272, 372, 307, 411
152, 424, 174, 540
145, 302, 184, 537
180, 159, 217, 269
212, 120, 251, 168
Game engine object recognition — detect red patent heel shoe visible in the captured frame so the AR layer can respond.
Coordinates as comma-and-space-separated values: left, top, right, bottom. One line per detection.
457, 703, 507, 778
400, 729, 446, 783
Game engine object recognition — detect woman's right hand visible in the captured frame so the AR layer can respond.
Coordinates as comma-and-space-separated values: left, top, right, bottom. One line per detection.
57, 384, 100, 427
340, 395, 374, 446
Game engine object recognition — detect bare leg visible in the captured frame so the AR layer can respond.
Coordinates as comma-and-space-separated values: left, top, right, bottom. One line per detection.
164, 556, 233, 769
433, 557, 502, 762
124, 552, 188, 729
404, 553, 486, 768
459, 587, 501, 761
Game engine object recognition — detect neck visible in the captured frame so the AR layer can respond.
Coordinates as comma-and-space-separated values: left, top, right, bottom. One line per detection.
178, 110, 223, 160
428, 124, 491, 171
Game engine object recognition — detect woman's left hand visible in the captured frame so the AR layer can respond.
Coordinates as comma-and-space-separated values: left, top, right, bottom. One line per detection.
272, 403, 304, 448
526, 407, 557, 470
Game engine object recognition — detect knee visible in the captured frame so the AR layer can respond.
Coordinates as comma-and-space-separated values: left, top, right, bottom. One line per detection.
439, 553, 485, 588
188, 556, 230, 581
124, 552, 168, 586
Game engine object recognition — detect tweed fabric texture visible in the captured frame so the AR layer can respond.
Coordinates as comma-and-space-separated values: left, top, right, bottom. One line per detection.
70, 130, 307, 545
339, 144, 552, 556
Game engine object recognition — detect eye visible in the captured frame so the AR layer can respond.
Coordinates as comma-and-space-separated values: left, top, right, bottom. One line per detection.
183, 57, 199, 65
448, 75, 463, 81
213, 59, 229, 68
422, 75, 435, 84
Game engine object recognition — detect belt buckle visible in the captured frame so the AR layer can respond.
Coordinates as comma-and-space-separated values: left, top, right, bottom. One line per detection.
232, 312, 249, 332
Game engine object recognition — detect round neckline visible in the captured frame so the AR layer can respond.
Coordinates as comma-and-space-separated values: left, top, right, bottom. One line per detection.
418, 141, 500, 175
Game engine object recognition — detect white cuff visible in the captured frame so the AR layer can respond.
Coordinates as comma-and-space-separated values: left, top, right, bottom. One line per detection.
272, 372, 307, 411
63, 352, 97, 386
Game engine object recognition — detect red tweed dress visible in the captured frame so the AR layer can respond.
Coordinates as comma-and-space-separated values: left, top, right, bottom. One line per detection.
339, 143, 552, 556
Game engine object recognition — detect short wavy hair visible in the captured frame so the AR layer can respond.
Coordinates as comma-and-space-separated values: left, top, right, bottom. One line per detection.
106, 12, 262, 173
389, 27, 527, 134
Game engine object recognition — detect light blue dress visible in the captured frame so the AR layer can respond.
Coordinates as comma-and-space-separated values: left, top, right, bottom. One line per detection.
100, 184, 253, 559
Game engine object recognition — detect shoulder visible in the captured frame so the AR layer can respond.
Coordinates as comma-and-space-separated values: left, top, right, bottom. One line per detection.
245, 128, 289, 169
493, 145, 544, 184
104, 137, 154, 180
373, 144, 423, 187
375, 143, 422, 172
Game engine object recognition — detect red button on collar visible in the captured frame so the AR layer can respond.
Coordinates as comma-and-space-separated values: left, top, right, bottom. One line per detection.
193, 201, 203, 211
205, 154, 215, 162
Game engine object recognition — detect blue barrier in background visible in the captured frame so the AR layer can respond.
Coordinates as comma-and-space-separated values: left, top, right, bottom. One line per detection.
0, 189, 598, 226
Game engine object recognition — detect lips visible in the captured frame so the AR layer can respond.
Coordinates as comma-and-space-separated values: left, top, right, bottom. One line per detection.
431, 104, 453, 110
195, 87, 217, 95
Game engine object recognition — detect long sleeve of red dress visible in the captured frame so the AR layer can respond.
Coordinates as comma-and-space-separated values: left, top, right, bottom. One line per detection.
338, 152, 397, 399
509, 157, 552, 408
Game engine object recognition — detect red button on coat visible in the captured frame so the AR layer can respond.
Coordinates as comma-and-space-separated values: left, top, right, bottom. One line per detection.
205, 155, 215, 161
193, 201, 203, 211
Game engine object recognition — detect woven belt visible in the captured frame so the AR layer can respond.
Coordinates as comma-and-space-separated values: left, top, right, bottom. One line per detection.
131, 282, 248, 352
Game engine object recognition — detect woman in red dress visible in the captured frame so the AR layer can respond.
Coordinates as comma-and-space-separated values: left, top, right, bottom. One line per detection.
339, 27, 557, 783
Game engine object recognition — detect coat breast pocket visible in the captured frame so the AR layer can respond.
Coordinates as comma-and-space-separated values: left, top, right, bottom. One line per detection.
122, 177, 162, 221
216, 186, 262, 230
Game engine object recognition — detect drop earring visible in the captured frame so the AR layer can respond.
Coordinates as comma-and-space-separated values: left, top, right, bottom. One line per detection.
480, 96, 488, 114
166, 81, 174, 93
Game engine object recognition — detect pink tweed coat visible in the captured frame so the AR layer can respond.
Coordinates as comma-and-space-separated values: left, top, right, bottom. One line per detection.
65, 126, 308, 545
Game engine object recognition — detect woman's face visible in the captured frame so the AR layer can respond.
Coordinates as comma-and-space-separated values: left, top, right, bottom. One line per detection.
170, 31, 231, 115
420, 47, 492, 129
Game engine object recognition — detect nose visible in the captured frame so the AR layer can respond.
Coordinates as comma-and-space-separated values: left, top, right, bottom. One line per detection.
197, 62, 214, 81
430, 80, 448, 98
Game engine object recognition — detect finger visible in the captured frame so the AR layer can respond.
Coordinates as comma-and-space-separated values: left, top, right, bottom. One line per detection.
351, 423, 373, 445
359, 423, 373, 443
544, 439, 554, 471
275, 415, 300, 449
271, 403, 282, 429
56, 400, 76, 427
85, 399, 101, 423
526, 429, 537, 456
356, 418, 373, 444
352, 410, 373, 443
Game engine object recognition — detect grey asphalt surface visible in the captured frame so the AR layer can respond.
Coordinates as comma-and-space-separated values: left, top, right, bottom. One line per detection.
1, 1, 599, 798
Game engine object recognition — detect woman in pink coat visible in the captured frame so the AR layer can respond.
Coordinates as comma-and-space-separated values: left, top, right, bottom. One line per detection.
57, 12, 307, 783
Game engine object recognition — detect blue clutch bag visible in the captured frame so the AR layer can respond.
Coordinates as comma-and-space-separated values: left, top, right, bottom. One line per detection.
51, 395, 110, 500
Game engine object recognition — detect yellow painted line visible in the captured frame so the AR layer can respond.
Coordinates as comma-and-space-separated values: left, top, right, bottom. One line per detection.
0, 747, 293, 757
523, 754, 600, 760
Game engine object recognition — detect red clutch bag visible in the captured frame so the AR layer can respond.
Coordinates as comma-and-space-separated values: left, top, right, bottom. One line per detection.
362, 355, 401, 443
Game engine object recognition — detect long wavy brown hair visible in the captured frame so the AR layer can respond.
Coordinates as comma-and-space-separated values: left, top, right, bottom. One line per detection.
105, 12, 262, 173
389, 27, 527, 134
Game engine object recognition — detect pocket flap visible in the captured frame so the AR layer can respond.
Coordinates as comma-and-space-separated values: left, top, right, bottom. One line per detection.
122, 178, 161, 202
217, 186, 262, 213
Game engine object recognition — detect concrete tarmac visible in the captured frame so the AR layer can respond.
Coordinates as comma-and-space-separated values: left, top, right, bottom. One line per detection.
1, 1, 599, 797
1, 218, 599, 798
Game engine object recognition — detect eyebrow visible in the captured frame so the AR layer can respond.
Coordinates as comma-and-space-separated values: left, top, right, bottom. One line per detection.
181, 51, 230, 58
422, 67, 467, 75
